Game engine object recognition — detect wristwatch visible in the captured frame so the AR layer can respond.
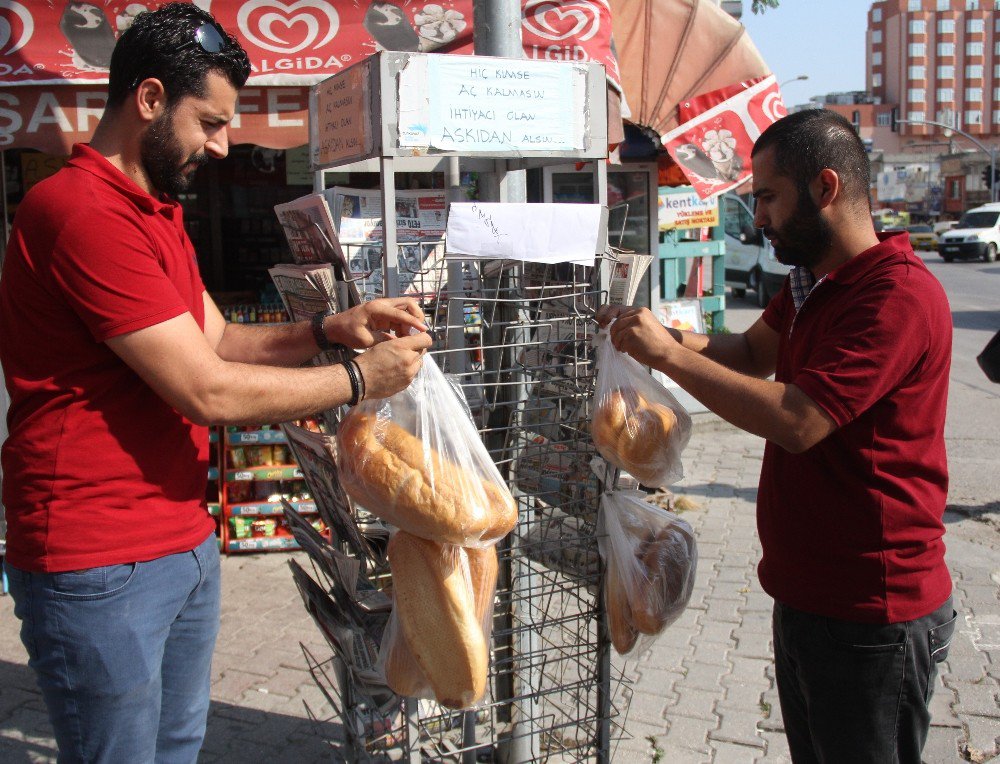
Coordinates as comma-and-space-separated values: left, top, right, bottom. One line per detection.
311, 310, 335, 352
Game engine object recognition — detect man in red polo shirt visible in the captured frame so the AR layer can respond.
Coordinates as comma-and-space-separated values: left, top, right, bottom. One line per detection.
0, 5, 430, 762
597, 109, 955, 762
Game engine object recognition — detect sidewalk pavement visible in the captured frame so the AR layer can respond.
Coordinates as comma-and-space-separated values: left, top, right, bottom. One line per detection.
1, 416, 998, 762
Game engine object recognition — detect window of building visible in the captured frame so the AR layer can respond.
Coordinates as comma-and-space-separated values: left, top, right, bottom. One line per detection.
966, 88, 983, 101
873, 73, 883, 87
909, 19, 926, 34
937, 110, 955, 124
938, 18, 955, 33
967, 18, 984, 33
873, 51, 883, 65
995, 64, 1000, 77
966, 110, 983, 124
993, 110, 1000, 124
908, 0, 922, 9
909, 88, 927, 101
872, 30, 883, 44
966, 64, 984, 78
908, 111, 926, 121
908, 65, 926, 79
938, 42, 955, 56
938, 87, 954, 101
994, 87, 1000, 99
873, 7, 882, 22
911, 42, 927, 56
937, 0, 950, 8
967, 42, 984, 56
995, 41, 1000, 55
876, 111, 892, 126
938, 65, 955, 79
966, 0, 979, 9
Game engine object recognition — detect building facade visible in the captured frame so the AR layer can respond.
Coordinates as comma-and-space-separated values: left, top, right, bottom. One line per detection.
867, 0, 1000, 141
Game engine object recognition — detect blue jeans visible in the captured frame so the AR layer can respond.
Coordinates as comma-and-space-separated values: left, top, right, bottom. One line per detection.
773, 597, 957, 764
5, 532, 220, 764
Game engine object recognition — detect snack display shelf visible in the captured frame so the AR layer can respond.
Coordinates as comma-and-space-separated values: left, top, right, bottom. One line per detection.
228, 500, 316, 516
227, 429, 287, 445
227, 535, 301, 553
225, 465, 302, 482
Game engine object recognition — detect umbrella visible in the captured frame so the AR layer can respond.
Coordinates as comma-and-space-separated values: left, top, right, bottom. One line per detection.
610, 0, 770, 137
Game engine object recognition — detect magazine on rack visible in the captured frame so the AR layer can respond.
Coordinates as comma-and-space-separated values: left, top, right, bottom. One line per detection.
273, 193, 346, 267
323, 186, 448, 243
607, 253, 654, 306
280, 422, 385, 565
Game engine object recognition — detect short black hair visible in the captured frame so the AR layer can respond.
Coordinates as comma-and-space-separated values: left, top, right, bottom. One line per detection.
751, 109, 871, 205
106, 3, 251, 110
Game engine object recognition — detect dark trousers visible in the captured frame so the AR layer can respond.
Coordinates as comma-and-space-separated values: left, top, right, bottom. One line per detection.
772, 597, 956, 764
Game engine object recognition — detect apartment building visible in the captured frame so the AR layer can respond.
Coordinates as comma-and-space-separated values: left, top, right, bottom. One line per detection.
868, 0, 1000, 140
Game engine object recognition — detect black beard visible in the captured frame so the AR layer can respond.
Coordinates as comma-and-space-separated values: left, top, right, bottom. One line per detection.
140, 111, 208, 197
767, 190, 834, 269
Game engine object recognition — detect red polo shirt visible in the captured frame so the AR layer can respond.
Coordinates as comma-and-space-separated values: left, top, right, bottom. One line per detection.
0, 144, 214, 572
758, 232, 952, 623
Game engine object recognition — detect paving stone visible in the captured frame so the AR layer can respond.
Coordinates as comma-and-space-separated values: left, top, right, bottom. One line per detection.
710, 708, 767, 749
663, 687, 720, 722
661, 712, 717, 752
711, 740, 767, 763
963, 714, 1000, 761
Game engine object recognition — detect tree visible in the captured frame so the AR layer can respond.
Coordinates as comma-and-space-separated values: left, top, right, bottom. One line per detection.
752, 0, 781, 13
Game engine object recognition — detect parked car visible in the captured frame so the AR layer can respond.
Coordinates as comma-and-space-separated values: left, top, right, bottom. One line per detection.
905, 224, 938, 251
721, 194, 792, 307
937, 203, 1000, 262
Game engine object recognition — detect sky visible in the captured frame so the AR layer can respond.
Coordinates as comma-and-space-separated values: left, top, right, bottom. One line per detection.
741, 1, 874, 107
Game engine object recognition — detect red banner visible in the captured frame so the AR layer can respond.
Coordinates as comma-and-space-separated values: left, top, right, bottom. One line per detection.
0, 1, 617, 153
661, 75, 786, 200
0, 1, 617, 87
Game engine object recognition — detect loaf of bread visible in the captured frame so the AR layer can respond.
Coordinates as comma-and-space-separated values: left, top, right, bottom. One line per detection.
592, 389, 678, 486
383, 615, 431, 698
604, 551, 639, 654
465, 545, 499, 628
387, 532, 488, 709
338, 412, 517, 546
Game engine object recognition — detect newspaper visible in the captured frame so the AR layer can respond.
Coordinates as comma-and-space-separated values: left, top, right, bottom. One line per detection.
273, 193, 346, 266
607, 253, 654, 307
281, 423, 384, 565
323, 186, 448, 243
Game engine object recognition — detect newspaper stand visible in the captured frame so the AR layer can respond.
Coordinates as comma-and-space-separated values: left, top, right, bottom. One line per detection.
287, 51, 634, 762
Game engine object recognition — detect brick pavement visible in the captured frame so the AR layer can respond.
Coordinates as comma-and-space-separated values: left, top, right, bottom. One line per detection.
1, 417, 997, 762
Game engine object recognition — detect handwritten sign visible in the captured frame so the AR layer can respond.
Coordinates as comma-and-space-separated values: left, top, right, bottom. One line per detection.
398, 55, 585, 153
446, 203, 603, 264
311, 60, 371, 168
658, 188, 720, 231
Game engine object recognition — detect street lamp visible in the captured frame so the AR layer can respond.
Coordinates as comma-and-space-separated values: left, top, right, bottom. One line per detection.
897, 117, 997, 204
780, 75, 809, 89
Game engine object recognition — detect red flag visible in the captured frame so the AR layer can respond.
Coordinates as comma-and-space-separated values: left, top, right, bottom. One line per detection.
661, 75, 787, 200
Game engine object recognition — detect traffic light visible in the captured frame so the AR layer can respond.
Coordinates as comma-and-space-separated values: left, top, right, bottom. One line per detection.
983, 167, 992, 189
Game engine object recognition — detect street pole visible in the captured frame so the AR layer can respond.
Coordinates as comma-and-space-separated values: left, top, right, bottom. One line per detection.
897, 117, 997, 205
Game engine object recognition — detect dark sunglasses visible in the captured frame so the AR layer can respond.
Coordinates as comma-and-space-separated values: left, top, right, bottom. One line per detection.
174, 22, 230, 54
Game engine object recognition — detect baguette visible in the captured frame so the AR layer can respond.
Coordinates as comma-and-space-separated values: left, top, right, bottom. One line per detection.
383, 622, 430, 698
465, 545, 499, 628
338, 412, 517, 545
604, 552, 639, 654
388, 532, 488, 709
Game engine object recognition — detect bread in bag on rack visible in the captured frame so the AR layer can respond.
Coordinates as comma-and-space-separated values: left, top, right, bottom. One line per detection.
388, 532, 488, 709
592, 388, 678, 486
338, 412, 517, 545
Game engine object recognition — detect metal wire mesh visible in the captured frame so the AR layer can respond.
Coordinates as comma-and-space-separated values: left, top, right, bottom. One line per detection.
285, 248, 634, 761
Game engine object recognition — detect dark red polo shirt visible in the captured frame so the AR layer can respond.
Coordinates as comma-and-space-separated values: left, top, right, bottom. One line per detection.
0, 143, 214, 572
758, 232, 952, 623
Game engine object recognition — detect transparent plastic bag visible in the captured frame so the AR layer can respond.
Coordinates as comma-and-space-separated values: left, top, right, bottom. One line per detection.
598, 490, 697, 656
378, 531, 498, 709
592, 329, 692, 487
336, 354, 517, 546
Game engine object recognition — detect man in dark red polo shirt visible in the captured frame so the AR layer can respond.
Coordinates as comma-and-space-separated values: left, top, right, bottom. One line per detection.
597, 109, 955, 762
0, 5, 430, 762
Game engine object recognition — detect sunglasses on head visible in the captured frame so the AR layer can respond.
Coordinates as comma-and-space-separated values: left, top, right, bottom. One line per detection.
130, 22, 246, 91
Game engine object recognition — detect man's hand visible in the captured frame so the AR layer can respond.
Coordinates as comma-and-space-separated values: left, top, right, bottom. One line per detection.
596, 305, 680, 370
328, 297, 428, 349
354, 330, 433, 400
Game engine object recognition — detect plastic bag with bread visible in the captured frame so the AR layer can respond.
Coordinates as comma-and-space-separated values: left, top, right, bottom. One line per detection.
598, 490, 697, 656
336, 354, 517, 547
379, 532, 499, 709
591, 329, 691, 488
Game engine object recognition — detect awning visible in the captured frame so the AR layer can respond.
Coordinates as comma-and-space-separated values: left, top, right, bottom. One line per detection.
0, 0, 623, 154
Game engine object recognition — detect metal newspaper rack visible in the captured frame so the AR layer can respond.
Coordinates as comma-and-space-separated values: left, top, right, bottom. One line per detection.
286, 51, 632, 762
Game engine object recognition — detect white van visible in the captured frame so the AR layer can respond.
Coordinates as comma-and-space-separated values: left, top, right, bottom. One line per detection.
722, 194, 792, 307
937, 203, 1000, 262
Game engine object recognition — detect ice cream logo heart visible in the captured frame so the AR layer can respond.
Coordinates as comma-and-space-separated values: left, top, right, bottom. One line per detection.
0, 0, 34, 56
237, 0, 339, 54
522, 0, 601, 42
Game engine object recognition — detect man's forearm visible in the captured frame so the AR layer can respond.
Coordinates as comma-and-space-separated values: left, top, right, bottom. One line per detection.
670, 329, 765, 377
214, 321, 320, 366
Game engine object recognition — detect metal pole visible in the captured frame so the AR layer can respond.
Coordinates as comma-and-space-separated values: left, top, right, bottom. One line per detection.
991, 145, 997, 204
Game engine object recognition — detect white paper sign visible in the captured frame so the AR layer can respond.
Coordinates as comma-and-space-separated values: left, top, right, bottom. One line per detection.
446, 203, 603, 264
398, 55, 586, 153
